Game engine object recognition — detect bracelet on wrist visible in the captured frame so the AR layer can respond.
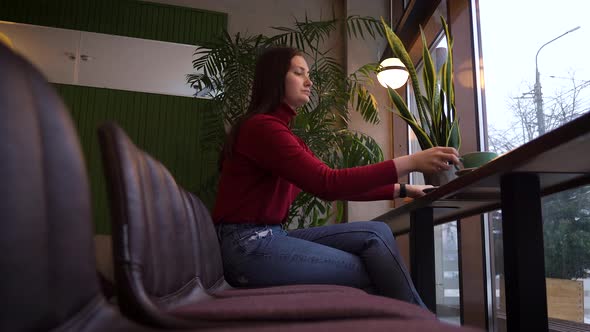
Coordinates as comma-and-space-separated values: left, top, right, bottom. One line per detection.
399, 183, 407, 198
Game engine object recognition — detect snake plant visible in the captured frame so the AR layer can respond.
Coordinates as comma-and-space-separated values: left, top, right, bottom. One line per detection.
382, 16, 461, 150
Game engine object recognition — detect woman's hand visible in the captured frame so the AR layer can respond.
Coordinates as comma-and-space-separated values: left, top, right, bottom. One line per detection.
394, 147, 461, 178
406, 184, 435, 198
411, 147, 461, 174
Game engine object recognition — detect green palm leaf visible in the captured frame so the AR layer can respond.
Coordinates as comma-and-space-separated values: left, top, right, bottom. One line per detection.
346, 15, 384, 39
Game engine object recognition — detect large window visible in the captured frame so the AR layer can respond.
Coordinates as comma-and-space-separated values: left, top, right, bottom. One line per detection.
479, 0, 590, 326
407, 33, 461, 325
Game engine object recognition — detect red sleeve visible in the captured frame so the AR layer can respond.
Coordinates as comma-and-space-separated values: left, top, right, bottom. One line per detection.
237, 115, 398, 201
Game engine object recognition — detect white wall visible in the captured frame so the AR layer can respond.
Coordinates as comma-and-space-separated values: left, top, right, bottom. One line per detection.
344, 0, 393, 221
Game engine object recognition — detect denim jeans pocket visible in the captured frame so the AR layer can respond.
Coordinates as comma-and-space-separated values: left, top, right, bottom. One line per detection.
235, 228, 275, 256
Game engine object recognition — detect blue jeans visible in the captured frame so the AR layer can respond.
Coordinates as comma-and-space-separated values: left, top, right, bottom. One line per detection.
216, 221, 425, 307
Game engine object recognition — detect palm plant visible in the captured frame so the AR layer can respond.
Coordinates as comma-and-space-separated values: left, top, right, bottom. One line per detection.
188, 15, 386, 229
382, 16, 461, 150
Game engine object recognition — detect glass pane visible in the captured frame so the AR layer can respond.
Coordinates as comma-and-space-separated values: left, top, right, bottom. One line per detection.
480, 0, 590, 328
407, 34, 460, 325
542, 187, 590, 324
436, 221, 460, 324
480, 0, 590, 150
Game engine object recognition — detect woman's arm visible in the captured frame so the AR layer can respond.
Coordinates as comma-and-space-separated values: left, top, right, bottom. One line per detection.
238, 117, 397, 200
238, 116, 458, 201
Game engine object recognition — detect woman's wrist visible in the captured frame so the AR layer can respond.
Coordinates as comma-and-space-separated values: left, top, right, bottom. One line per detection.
398, 183, 407, 198
392, 155, 414, 179
393, 183, 407, 199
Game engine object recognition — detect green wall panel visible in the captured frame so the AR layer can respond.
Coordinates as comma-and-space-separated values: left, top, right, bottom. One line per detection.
0, 0, 227, 46
55, 84, 223, 234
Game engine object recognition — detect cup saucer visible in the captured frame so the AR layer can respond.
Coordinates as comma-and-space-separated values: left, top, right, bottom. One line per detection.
455, 167, 477, 176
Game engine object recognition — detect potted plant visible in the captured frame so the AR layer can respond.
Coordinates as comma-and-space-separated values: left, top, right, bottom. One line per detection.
381, 17, 461, 184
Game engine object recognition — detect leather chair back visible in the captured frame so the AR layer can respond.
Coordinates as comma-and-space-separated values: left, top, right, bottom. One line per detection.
98, 122, 226, 327
0, 43, 151, 331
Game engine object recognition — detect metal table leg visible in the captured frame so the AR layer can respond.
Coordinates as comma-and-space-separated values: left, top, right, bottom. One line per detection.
410, 207, 436, 313
500, 172, 548, 332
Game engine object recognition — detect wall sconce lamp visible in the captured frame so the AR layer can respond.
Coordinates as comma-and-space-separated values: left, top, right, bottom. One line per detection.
377, 57, 409, 89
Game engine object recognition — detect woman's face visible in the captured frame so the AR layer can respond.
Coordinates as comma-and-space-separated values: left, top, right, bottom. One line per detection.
283, 55, 313, 109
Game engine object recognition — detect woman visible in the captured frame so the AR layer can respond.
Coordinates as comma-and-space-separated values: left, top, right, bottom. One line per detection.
212, 47, 460, 307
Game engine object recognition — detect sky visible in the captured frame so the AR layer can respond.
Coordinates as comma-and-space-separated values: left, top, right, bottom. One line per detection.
478, 0, 590, 133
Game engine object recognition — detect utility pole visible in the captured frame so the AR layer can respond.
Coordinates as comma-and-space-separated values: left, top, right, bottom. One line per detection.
533, 68, 544, 134
534, 26, 580, 135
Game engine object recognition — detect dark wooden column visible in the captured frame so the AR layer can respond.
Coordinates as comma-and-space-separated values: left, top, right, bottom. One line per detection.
448, 0, 488, 328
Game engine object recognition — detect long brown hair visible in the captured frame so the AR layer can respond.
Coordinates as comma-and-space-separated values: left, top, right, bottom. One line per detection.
220, 47, 303, 168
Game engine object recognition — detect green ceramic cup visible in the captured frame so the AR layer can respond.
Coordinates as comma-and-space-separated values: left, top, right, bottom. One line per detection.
460, 151, 498, 169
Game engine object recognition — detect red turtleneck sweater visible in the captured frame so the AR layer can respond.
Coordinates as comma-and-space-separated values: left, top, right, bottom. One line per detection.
212, 103, 398, 225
